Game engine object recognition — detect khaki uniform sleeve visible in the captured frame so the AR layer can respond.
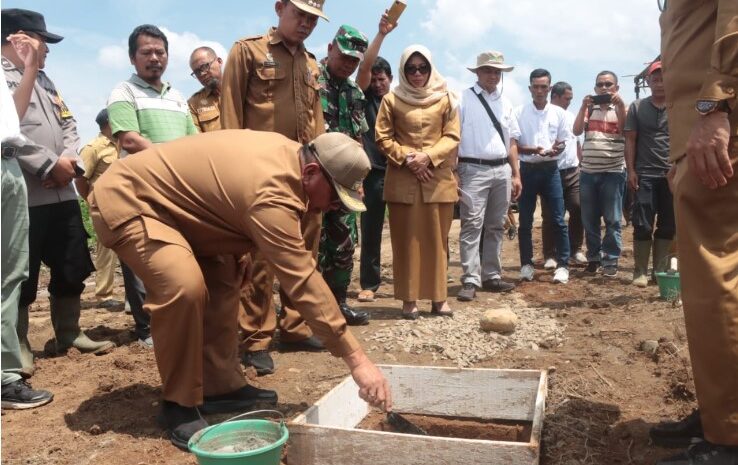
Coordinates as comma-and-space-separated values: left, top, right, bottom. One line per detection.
245, 204, 361, 357
375, 96, 409, 166
426, 100, 461, 168
79, 144, 98, 180
187, 100, 202, 133
698, 0, 738, 108
220, 42, 251, 129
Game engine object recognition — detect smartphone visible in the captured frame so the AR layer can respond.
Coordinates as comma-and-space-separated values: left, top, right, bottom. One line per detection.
386, 0, 407, 26
591, 94, 612, 105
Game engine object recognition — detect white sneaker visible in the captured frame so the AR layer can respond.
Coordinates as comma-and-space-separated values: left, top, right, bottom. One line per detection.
553, 267, 569, 284
544, 258, 557, 270
573, 251, 588, 265
520, 264, 535, 281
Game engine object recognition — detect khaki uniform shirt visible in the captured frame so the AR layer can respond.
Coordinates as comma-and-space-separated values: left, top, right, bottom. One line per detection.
376, 93, 460, 204
220, 27, 325, 143
2, 56, 81, 207
660, 0, 738, 161
89, 130, 359, 357
188, 87, 221, 133
80, 133, 118, 184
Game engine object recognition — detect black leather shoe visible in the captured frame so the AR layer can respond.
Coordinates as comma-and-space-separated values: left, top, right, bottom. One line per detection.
456, 283, 476, 301
157, 400, 208, 451
339, 302, 370, 326
279, 335, 325, 352
656, 440, 738, 464
482, 279, 516, 293
241, 350, 275, 376
201, 384, 278, 414
651, 410, 704, 448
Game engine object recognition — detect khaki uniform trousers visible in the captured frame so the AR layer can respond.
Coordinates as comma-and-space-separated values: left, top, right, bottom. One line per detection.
239, 210, 321, 351
93, 242, 118, 298
673, 138, 738, 445
91, 213, 246, 407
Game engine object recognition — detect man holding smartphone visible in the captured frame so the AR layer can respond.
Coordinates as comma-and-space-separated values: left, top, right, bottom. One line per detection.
573, 71, 627, 278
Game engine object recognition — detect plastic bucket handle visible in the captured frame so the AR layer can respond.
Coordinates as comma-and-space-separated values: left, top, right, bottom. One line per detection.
658, 253, 679, 274
189, 409, 285, 450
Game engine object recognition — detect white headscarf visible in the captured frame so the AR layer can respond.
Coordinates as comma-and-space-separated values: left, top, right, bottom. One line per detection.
392, 44, 458, 109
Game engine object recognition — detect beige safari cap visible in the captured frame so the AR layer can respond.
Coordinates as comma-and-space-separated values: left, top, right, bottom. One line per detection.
290, 0, 329, 21
467, 51, 514, 72
310, 132, 370, 212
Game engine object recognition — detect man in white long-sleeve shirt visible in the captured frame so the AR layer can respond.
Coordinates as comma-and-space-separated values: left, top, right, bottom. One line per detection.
456, 51, 521, 302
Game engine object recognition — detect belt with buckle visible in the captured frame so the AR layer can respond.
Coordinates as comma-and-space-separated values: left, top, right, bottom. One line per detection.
458, 157, 508, 167
521, 160, 559, 169
1, 145, 17, 159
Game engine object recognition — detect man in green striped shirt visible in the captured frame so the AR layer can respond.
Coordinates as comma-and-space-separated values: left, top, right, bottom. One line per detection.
106, 24, 197, 347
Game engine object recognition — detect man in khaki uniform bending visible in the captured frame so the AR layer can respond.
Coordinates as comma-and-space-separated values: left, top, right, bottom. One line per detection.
89, 130, 391, 450
652, 1, 738, 463
220, 0, 328, 375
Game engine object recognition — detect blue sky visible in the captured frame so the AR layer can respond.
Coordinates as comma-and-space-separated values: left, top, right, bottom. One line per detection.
3, 0, 662, 144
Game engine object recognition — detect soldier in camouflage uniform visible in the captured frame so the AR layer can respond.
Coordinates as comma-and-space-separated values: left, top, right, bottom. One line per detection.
317, 25, 371, 326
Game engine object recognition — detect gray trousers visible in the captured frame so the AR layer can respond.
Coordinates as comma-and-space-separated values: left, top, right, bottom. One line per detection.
1, 158, 28, 385
458, 162, 511, 286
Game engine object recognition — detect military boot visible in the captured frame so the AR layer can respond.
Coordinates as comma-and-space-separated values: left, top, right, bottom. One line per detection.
16, 305, 35, 377
653, 238, 674, 277
49, 296, 115, 354
632, 240, 652, 288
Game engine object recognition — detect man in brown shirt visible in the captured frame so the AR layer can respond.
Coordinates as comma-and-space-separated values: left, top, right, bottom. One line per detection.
89, 130, 392, 450
221, 0, 328, 375
188, 46, 222, 133
652, 1, 738, 463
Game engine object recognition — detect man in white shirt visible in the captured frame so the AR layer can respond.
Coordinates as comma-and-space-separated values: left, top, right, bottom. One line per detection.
456, 51, 521, 302
515, 68, 572, 284
541, 82, 586, 268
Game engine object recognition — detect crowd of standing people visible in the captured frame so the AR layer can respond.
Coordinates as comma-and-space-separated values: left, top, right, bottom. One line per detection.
1, 1, 736, 462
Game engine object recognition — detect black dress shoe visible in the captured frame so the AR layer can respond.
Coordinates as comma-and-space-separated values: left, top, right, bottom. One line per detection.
651, 410, 704, 448
339, 302, 370, 326
456, 283, 476, 301
241, 350, 275, 376
279, 335, 325, 352
656, 440, 738, 465
482, 279, 516, 293
201, 384, 278, 414
157, 400, 208, 451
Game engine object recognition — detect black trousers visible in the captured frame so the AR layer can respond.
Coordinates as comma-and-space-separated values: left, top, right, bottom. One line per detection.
19, 200, 94, 308
632, 176, 675, 241
359, 168, 386, 291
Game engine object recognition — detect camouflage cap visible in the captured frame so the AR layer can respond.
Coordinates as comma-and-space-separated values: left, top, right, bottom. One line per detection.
290, 0, 329, 21
333, 24, 368, 60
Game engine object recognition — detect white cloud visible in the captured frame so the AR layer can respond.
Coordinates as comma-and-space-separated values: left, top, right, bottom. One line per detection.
97, 45, 129, 70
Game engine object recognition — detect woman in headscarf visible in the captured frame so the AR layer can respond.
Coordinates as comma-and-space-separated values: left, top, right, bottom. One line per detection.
375, 45, 460, 319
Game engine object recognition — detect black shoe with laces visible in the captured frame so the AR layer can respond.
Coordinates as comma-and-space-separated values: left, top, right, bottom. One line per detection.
482, 279, 516, 293
201, 384, 278, 414
651, 409, 704, 448
586, 261, 601, 274
156, 400, 208, 451
602, 265, 619, 278
1, 379, 53, 410
456, 283, 476, 301
656, 440, 738, 465
241, 350, 275, 376
279, 335, 325, 352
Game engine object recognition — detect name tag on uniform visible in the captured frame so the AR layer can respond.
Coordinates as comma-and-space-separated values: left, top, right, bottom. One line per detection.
263, 52, 277, 68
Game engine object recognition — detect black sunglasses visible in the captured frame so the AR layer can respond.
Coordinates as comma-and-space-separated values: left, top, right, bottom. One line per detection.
190, 59, 216, 78
404, 64, 430, 75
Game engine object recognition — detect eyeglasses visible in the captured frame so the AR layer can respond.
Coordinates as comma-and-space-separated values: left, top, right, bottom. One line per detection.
596, 81, 616, 88
191, 59, 216, 78
404, 64, 430, 76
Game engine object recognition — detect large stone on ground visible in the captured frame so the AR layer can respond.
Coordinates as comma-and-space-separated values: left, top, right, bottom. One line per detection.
480, 308, 517, 334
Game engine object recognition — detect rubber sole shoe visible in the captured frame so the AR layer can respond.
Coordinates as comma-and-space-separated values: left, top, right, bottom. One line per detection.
586, 262, 601, 274
156, 401, 208, 451
650, 409, 704, 448
553, 267, 569, 284
482, 279, 516, 293
456, 283, 476, 301
520, 265, 535, 282
602, 265, 619, 278
1, 380, 53, 410
241, 350, 275, 376
279, 335, 325, 352
201, 384, 278, 415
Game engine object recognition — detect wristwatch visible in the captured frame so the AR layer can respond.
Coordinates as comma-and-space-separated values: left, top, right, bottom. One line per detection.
695, 99, 731, 116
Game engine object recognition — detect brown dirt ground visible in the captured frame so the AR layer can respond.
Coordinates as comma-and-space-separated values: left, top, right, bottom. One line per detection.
2, 217, 693, 465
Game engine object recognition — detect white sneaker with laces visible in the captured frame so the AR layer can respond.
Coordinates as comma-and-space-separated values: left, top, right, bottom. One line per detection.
520, 264, 535, 281
544, 258, 557, 270
573, 251, 588, 265
553, 267, 569, 284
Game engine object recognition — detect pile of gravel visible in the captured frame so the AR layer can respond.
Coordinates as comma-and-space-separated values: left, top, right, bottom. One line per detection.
364, 296, 566, 367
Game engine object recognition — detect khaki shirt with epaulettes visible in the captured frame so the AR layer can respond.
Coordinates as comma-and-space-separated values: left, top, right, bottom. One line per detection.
188, 87, 221, 133
220, 27, 325, 143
